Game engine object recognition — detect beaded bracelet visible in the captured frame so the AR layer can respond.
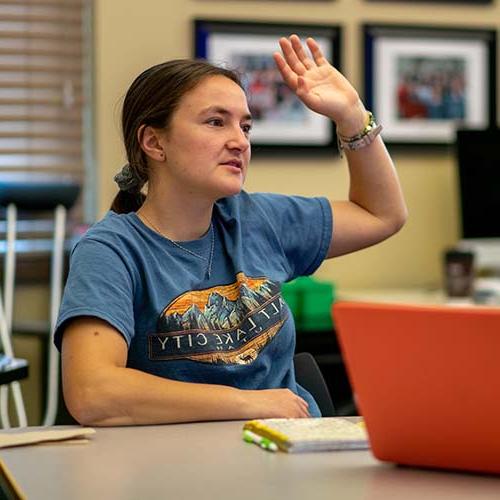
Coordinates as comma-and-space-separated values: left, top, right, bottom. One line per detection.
337, 111, 383, 157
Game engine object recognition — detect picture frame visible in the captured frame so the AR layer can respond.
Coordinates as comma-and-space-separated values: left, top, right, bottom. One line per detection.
194, 19, 342, 155
363, 24, 496, 147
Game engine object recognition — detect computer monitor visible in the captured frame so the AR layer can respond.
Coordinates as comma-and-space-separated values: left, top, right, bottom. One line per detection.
456, 128, 500, 270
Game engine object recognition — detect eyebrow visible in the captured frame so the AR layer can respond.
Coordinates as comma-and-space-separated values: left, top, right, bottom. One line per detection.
200, 106, 252, 121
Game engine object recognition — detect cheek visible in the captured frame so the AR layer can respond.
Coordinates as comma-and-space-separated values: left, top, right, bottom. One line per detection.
244, 145, 251, 167
169, 126, 213, 152
203, 135, 226, 153
187, 135, 223, 160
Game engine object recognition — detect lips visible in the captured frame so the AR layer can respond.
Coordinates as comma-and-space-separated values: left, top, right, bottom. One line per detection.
221, 159, 242, 169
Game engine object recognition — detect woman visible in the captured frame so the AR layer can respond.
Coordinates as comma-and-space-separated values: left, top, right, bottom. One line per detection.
56, 35, 407, 426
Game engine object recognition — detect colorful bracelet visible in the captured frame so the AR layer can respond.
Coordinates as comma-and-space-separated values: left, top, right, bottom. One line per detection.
337, 111, 383, 157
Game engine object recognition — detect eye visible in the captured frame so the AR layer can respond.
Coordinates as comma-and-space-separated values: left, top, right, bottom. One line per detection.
207, 117, 224, 127
241, 123, 252, 135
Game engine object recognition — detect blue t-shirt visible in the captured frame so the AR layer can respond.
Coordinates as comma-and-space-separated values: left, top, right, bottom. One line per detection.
55, 191, 333, 417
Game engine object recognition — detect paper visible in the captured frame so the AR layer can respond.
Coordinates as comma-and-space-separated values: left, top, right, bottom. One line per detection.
0, 426, 96, 449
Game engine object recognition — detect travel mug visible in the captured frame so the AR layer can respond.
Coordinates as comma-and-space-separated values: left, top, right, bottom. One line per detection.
443, 249, 475, 297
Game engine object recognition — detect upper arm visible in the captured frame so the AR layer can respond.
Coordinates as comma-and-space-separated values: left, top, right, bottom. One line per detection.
326, 200, 403, 258
61, 317, 128, 419
249, 193, 332, 279
55, 237, 136, 350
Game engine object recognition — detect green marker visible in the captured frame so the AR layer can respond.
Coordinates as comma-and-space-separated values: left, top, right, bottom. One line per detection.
243, 429, 278, 452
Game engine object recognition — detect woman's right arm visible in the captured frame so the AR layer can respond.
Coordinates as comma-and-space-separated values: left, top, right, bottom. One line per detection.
62, 317, 310, 426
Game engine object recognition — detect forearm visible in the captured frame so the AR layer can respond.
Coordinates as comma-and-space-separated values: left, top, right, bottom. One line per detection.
326, 107, 408, 257
65, 365, 252, 426
273, 35, 407, 245
62, 317, 310, 426
335, 99, 407, 230
344, 135, 407, 231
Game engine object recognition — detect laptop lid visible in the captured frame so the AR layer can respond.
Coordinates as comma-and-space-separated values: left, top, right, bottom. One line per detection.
333, 301, 500, 475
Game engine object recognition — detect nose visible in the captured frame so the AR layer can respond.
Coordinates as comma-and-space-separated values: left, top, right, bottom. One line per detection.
226, 126, 250, 153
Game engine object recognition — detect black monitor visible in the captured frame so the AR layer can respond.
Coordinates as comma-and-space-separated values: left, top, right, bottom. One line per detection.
456, 128, 500, 269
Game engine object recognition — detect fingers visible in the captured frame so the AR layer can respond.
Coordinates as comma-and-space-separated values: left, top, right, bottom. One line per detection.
306, 37, 328, 66
274, 35, 313, 91
278, 34, 324, 70
274, 34, 329, 94
290, 35, 315, 70
278, 35, 308, 76
296, 395, 311, 418
256, 388, 311, 418
272, 52, 298, 90
279, 389, 310, 418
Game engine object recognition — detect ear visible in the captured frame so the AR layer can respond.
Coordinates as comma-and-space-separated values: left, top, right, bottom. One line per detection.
137, 125, 166, 162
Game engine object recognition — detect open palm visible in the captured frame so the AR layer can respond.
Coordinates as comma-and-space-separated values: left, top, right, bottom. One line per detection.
273, 35, 361, 126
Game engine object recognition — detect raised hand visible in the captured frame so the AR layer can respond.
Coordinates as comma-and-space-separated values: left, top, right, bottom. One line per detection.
273, 34, 367, 137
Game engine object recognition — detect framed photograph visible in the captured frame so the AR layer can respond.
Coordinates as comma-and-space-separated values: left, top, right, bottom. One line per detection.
194, 19, 342, 155
363, 24, 496, 146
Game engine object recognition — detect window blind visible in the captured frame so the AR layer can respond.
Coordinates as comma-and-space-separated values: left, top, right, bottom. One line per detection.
0, 0, 90, 218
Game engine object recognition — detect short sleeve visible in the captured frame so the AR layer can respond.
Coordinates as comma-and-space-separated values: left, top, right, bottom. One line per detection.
54, 237, 136, 350
251, 193, 333, 280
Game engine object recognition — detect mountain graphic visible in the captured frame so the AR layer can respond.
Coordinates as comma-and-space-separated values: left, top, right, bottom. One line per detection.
157, 273, 278, 333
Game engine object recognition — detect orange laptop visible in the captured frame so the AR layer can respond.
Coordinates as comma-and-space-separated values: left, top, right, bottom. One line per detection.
333, 301, 500, 475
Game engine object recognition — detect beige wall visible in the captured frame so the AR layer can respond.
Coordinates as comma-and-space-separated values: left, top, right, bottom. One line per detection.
94, 0, 499, 290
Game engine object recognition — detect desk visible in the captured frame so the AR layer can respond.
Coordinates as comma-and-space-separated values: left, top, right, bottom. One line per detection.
338, 287, 451, 305
1, 422, 498, 499
338, 287, 500, 306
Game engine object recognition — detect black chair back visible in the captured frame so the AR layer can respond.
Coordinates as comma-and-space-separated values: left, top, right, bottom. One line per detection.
294, 352, 335, 417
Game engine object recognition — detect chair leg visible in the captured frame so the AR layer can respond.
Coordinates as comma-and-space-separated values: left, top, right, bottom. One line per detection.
0, 204, 27, 428
43, 205, 66, 426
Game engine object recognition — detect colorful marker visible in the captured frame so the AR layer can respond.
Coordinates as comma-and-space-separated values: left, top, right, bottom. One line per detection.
243, 429, 278, 452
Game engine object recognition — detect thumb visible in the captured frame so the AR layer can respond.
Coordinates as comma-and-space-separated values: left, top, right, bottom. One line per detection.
296, 76, 308, 96
296, 76, 321, 110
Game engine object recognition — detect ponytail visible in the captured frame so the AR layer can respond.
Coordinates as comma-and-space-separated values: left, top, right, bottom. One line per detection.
111, 162, 147, 213
110, 190, 146, 214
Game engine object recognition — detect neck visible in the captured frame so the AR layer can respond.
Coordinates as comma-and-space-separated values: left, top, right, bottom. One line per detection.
137, 184, 214, 242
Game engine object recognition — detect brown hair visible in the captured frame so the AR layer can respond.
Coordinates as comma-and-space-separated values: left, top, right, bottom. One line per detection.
111, 59, 243, 213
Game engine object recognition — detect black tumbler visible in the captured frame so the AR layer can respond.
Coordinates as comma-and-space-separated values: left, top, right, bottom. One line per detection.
443, 249, 475, 297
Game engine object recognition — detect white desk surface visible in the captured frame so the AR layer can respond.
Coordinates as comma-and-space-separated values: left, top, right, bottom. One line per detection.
1, 421, 499, 500
338, 288, 470, 305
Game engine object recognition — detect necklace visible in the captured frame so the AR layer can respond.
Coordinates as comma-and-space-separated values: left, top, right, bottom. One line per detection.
139, 212, 215, 279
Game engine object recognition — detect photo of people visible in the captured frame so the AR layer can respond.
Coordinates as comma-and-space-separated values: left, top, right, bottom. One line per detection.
202, 25, 337, 147
396, 57, 466, 120
232, 53, 308, 124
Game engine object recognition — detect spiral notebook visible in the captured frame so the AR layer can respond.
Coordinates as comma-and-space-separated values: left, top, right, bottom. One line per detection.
243, 417, 368, 453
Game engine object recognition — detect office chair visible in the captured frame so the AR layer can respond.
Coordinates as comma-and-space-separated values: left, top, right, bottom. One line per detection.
294, 352, 335, 417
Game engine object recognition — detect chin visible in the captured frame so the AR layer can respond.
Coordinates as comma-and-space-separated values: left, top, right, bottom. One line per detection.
216, 180, 244, 199
223, 185, 244, 198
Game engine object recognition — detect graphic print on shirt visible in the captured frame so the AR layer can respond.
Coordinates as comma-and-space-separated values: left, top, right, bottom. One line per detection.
148, 272, 288, 365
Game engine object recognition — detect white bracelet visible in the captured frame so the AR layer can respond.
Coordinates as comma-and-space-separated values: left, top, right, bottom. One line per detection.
337, 112, 383, 157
